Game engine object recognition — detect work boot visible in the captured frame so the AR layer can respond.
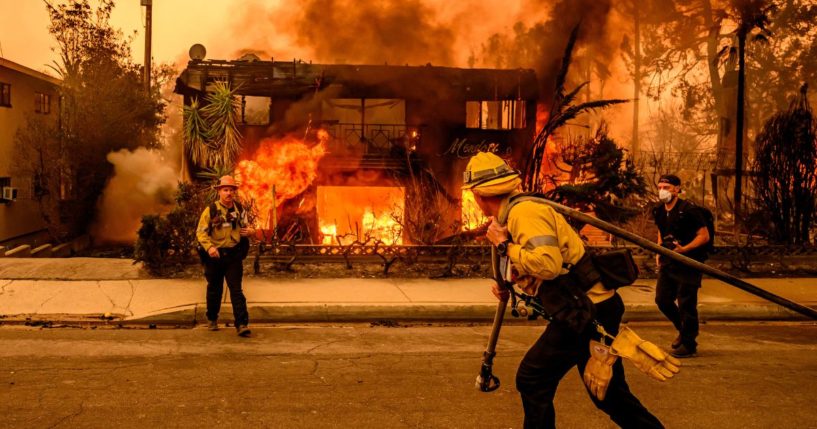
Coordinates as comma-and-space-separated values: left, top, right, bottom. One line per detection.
207, 320, 219, 331
671, 335, 682, 350
670, 344, 696, 358
237, 325, 252, 337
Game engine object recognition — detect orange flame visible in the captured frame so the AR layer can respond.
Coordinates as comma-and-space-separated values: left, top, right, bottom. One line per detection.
317, 186, 404, 245
235, 131, 328, 228
535, 103, 549, 134
461, 190, 488, 231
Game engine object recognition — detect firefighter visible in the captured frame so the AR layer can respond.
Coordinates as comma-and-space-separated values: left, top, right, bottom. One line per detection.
463, 152, 665, 429
196, 175, 255, 337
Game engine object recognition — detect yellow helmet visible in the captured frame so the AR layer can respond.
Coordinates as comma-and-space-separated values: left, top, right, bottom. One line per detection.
461, 152, 520, 191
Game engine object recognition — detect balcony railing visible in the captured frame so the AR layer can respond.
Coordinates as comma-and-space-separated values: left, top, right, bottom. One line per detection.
319, 122, 422, 155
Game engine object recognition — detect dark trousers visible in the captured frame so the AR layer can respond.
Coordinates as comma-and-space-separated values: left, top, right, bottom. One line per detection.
204, 248, 249, 327
655, 265, 701, 350
516, 294, 663, 429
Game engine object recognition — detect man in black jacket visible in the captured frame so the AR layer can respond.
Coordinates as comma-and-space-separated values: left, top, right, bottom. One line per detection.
652, 174, 710, 358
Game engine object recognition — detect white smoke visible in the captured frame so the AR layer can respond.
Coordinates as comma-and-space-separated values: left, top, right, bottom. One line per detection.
91, 147, 179, 244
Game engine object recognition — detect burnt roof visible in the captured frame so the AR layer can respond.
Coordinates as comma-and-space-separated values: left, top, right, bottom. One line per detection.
175, 59, 539, 101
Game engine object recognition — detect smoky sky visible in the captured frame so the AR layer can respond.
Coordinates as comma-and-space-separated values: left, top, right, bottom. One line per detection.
293, 0, 456, 66
231, 0, 616, 99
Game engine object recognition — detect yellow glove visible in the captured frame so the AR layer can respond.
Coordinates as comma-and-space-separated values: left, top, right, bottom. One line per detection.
610, 327, 681, 382
583, 340, 618, 401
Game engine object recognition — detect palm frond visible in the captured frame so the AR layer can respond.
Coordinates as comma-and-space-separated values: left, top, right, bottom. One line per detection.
198, 81, 243, 169
560, 81, 591, 110
183, 98, 210, 167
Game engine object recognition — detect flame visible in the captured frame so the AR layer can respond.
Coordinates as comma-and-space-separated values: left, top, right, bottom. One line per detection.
461, 189, 488, 231
235, 132, 328, 228
535, 103, 549, 134
317, 186, 404, 245
320, 224, 337, 244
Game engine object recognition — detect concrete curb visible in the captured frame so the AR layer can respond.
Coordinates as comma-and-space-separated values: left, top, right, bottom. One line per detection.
2, 302, 814, 325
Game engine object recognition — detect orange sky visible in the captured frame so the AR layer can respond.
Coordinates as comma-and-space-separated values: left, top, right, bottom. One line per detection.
0, 0, 528, 75
0, 0, 279, 74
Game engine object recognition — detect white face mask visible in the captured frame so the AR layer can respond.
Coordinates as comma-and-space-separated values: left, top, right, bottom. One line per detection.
658, 189, 674, 203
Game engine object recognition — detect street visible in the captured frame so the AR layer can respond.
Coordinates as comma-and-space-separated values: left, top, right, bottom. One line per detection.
0, 322, 815, 428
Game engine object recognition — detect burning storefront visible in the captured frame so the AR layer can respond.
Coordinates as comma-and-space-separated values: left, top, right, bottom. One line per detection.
175, 50, 538, 245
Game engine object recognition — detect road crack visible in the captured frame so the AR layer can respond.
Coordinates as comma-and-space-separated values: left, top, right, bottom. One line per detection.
47, 400, 84, 428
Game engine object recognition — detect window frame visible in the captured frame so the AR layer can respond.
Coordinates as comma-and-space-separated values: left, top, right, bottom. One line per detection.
0, 82, 11, 107
465, 100, 526, 130
34, 92, 51, 114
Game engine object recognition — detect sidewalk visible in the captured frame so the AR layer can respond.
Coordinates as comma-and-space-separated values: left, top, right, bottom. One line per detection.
0, 259, 815, 324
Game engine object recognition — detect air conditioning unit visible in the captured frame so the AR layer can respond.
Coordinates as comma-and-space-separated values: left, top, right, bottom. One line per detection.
2, 187, 17, 202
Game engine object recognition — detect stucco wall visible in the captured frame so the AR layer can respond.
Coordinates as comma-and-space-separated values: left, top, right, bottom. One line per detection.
0, 62, 59, 243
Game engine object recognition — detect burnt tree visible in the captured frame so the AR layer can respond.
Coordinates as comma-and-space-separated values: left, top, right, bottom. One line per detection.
752, 84, 817, 245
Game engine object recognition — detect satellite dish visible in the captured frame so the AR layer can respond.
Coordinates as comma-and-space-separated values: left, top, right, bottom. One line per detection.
189, 44, 207, 61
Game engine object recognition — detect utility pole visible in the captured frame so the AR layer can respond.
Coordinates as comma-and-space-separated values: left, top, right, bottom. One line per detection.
632, 0, 641, 157
734, 29, 747, 240
142, 0, 153, 93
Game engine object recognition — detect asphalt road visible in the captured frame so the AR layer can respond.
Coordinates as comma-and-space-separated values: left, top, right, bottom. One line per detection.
0, 322, 815, 428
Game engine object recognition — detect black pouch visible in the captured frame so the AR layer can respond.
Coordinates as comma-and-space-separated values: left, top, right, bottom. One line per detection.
568, 253, 602, 292
536, 276, 596, 334
591, 249, 639, 289
237, 236, 250, 260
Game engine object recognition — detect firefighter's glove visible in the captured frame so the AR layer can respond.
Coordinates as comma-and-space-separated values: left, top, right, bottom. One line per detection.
583, 340, 617, 401
610, 327, 681, 381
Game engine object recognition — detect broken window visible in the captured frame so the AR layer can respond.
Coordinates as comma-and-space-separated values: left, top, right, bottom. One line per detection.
0, 82, 10, 107
465, 100, 526, 130
34, 93, 50, 114
241, 96, 269, 125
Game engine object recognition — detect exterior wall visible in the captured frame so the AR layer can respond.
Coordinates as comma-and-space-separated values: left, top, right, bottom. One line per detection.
0, 60, 60, 244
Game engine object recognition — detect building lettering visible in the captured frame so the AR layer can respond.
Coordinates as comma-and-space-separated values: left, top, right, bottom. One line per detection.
442, 137, 511, 159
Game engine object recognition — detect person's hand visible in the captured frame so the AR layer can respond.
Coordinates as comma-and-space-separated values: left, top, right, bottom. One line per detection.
207, 246, 220, 258
491, 282, 510, 301
486, 218, 510, 247
240, 227, 255, 237
674, 244, 687, 254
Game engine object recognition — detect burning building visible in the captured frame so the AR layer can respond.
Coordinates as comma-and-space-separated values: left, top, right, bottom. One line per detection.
174, 50, 538, 244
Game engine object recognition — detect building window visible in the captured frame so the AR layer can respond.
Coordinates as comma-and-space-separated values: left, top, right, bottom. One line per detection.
35, 93, 51, 114
465, 100, 526, 130
0, 82, 10, 107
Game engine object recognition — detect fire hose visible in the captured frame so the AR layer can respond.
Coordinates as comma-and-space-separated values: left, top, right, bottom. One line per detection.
476, 198, 817, 393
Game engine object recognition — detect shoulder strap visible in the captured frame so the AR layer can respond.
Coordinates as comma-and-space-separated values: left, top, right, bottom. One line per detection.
498, 192, 550, 224
206, 202, 218, 235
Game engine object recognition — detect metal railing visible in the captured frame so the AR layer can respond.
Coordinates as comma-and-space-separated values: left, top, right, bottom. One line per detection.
320, 122, 422, 155
250, 243, 817, 274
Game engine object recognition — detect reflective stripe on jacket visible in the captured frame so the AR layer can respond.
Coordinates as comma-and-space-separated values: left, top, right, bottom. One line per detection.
498, 192, 613, 303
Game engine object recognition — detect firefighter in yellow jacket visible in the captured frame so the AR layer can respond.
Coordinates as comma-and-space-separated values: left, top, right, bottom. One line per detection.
463, 152, 664, 429
196, 176, 255, 337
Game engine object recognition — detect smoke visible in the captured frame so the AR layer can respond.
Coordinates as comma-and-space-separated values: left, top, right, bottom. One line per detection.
91, 148, 179, 244
224, 1, 620, 99
475, 0, 617, 101
229, 0, 513, 66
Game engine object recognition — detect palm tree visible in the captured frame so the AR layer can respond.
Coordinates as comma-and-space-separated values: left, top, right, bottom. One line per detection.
521, 25, 628, 192
182, 81, 243, 170
731, 0, 774, 236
